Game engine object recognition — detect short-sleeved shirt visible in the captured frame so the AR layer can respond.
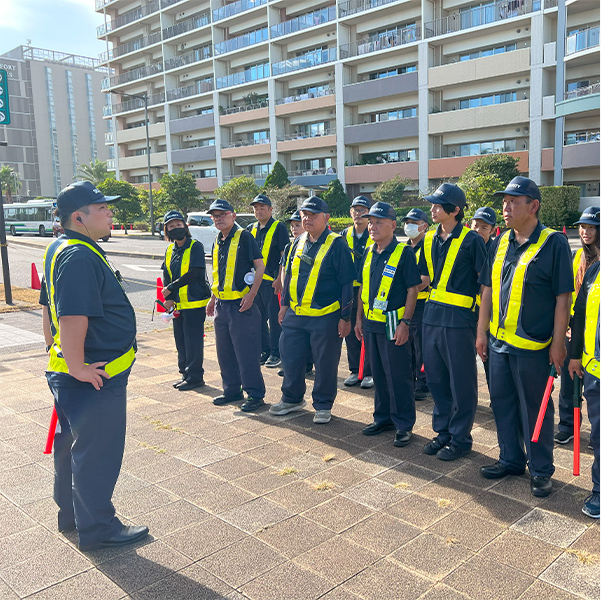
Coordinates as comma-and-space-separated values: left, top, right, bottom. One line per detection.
161, 237, 210, 305
247, 217, 289, 281
418, 221, 487, 328
359, 238, 422, 334
39, 230, 136, 388
341, 226, 371, 282
570, 261, 600, 361
282, 228, 356, 309
408, 237, 429, 307
213, 226, 262, 299
479, 221, 575, 355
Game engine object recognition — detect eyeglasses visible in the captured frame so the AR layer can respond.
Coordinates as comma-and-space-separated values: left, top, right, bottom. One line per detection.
212, 211, 233, 220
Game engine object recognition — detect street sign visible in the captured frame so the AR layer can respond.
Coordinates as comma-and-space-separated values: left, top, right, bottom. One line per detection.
0, 70, 10, 125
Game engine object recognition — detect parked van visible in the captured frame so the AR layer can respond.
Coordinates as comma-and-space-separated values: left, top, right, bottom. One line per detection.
186, 212, 256, 252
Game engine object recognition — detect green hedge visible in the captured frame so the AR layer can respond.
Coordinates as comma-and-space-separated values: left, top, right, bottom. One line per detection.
539, 186, 580, 228
328, 217, 353, 232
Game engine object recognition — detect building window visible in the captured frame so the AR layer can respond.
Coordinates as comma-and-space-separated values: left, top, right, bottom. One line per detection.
369, 65, 416, 79
370, 107, 417, 122
45, 67, 61, 196
458, 43, 518, 62
86, 74, 98, 160
66, 71, 79, 178
458, 139, 517, 156
458, 92, 517, 110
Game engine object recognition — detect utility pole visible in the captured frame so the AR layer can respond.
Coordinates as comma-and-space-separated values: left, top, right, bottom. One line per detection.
0, 139, 13, 304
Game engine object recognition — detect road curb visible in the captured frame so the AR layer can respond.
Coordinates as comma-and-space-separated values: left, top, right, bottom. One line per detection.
8, 239, 163, 260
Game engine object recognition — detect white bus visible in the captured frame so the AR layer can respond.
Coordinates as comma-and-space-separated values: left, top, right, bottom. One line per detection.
4, 200, 56, 237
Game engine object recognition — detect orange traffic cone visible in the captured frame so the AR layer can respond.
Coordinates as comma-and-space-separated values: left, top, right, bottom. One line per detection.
156, 277, 166, 312
496, 227, 501, 236
31, 263, 41, 290
121, 224, 124, 230
130, 223, 133, 230
562, 225, 567, 235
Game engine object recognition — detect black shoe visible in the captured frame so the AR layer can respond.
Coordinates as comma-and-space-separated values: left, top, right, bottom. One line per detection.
414, 389, 429, 401
554, 431, 574, 444
79, 525, 149, 551
173, 378, 187, 389
344, 373, 360, 386
480, 461, 526, 479
362, 421, 395, 436
177, 379, 205, 391
394, 430, 412, 447
213, 391, 244, 405
423, 437, 448, 455
437, 444, 471, 461
260, 352, 270, 365
265, 356, 281, 368
240, 397, 265, 412
277, 369, 284, 377
531, 476, 553, 498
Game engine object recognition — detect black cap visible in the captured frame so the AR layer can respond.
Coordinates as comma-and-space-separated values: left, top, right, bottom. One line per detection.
401, 208, 429, 223
250, 194, 272, 207
351, 195, 370, 209
574, 206, 600, 226
286, 210, 302, 222
493, 176, 541, 201
57, 181, 120, 215
366, 202, 396, 220
207, 199, 235, 214
472, 206, 497, 226
424, 183, 466, 209
300, 196, 329, 214
163, 210, 185, 225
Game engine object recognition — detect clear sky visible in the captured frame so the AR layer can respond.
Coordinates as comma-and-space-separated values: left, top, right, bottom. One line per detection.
2, 0, 106, 61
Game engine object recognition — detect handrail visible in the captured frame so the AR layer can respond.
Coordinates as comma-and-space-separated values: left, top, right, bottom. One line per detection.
163, 11, 211, 40
340, 25, 420, 58
166, 79, 215, 101
110, 90, 166, 114
564, 83, 600, 100
221, 101, 269, 115
270, 6, 336, 38
99, 30, 162, 62
213, 0, 267, 22
275, 87, 335, 105
222, 138, 270, 148
97, 0, 160, 36
277, 129, 336, 141
566, 25, 600, 55
272, 48, 336, 76
164, 46, 213, 71
214, 27, 269, 55
339, 0, 400, 18
102, 62, 164, 89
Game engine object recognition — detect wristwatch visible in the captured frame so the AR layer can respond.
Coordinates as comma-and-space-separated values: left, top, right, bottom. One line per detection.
400, 318, 411, 326
341, 316, 351, 322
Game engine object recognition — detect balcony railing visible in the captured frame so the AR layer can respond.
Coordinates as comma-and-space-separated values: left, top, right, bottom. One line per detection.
110, 90, 166, 114
340, 25, 419, 58
102, 62, 164, 90
270, 6, 336, 38
272, 48, 336, 76
566, 26, 600, 55
100, 31, 162, 62
166, 79, 214, 101
339, 0, 399, 18
213, 0, 267, 22
103, 105, 112, 116
277, 129, 336, 141
216, 64, 270, 89
96, 0, 115, 9
425, 0, 539, 39
275, 87, 335, 105
163, 11, 211, 40
289, 167, 336, 177
214, 27, 269, 55
97, 0, 160, 36
164, 46, 213, 70
564, 83, 601, 100
565, 131, 600, 145
105, 132, 114, 143
106, 159, 116, 170
221, 100, 269, 115
222, 138, 270, 148
222, 172, 269, 181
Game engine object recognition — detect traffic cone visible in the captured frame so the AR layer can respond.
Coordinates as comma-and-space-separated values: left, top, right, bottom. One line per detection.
496, 227, 501, 236
111, 224, 114, 230
121, 224, 124, 230
562, 225, 567, 235
156, 277, 166, 312
31, 263, 41, 290
130, 223, 133, 230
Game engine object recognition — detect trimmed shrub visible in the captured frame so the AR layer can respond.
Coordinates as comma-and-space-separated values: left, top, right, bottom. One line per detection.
539, 186, 580, 228
328, 217, 353, 232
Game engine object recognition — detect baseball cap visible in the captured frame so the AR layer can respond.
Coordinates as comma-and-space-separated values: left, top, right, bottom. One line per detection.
472, 206, 497, 226
574, 206, 600, 226
366, 202, 396, 220
401, 208, 429, 223
300, 196, 329, 214
286, 210, 302, 222
207, 199, 235, 214
57, 181, 120, 215
250, 194, 272, 207
351, 195, 370, 209
163, 210, 185, 225
493, 176, 541, 201
424, 183, 466, 209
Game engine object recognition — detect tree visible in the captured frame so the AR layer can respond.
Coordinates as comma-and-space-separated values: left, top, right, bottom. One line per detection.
159, 169, 202, 215
460, 173, 504, 220
263, 184, 303, 219
372, 175, 413, 207
263, 161, 290, 189
76, 159, 113, 186
0, 166, 20, 203
321, 178, 350, 216
97, 179, 142, 234
214, 176, 260, 212
460, 154, 521, 188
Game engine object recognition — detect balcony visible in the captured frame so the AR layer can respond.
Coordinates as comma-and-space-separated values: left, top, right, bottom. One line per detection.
118, 151, 168, 171
214, 27, 269, 56
97, 0, 159, 36
345, 161, 418, 184
429, 151, 529, 178
164, 46, 213, 71
556, 83, 601, 117
171, 145, 217, 164
566, 26, 600, 56
345, 117, 418, 145
270, 6, 336, 38
170, 112, 215, 134
102, 62, 164, 90
215, 64, 269, 89
277, 131, 336, 152
213, 0, 267, 22
222, 138, 270, 149
339, 0, 403, 17
272, 48, 336, 76
563, 140, 600, 169
425, 0, 539, 39
221, 140, 271, 158
99, 31, 161, 62
220, 103, 269, 125
344, 71, 418, 103
288, 168, 338, 187
339, 26, 420, 59
166, 79, 214, 102
163, 11, 211, 40
105, 131, 114, 144
110, 90, 165, 114
106, 158, 116, 170
116, 122, 165, 144
276, 87, 334, 105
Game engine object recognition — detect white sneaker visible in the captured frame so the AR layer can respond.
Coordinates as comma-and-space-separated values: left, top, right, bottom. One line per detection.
313, 410, 332, 424
360, 376, 374, 389
269, 400, 307, 416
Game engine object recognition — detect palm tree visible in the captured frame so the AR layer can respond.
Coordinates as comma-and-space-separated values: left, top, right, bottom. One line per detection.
0, 165, 20, 203
76, 159, 112, 186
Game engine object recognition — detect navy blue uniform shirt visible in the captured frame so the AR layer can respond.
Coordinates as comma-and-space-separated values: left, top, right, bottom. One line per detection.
341, 226, 371, 282
409, 237, 429, 307
479, 221, 574, 355
359, 238, 422, 334
418, 222, 487, 328
570, 261, 600, 362
247, 217, 289, 280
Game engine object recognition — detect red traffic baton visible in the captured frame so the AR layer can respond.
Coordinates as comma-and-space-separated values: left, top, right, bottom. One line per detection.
573, 374, 583, 476
43, 407, 58, 454
532, 365, 557, 443
358, 339, 366, 380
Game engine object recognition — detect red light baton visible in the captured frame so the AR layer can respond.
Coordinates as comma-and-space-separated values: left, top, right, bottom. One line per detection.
358, 340, 365, 380
43, 407, 58, 454
573, 375, 582, 476
532, 365, 557, 443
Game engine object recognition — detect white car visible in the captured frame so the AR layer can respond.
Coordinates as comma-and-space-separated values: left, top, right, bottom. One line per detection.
186, 212, 256, 252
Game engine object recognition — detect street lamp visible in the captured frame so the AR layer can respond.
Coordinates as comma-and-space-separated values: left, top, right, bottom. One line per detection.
109, 89, 155, 236
0, 139, 13, 304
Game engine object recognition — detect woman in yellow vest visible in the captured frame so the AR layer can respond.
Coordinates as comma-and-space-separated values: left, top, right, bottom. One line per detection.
556, 207, 600, 443
161, 210, 211, 391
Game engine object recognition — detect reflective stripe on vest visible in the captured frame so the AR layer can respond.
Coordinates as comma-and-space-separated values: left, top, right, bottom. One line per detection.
361, 243, 407, 323
424, 227, 475, 309
490, 228, 557, 351
414, 247, 429, 300
165, 240, 209, 310
42, 239, 136, 376
251, 220, 280, 282
571, 248, 584, 315
290, 232, 340, 316
583, 270, 600, 378
211, 227, 249, 300
346, 228, 373, 287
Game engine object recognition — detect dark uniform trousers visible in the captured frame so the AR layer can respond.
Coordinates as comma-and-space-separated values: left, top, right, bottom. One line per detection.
488, 346, 555, 477
346, 288, 371, 376
409, 300, 427, 392
364, 330, 415, 431
280, 310, 342, 410
558, 336, 582, 432
584, 373, 600, 493
423, 324, 478, 450
49, 380, 126, 547
256, 281, 281, 358
173, 307, 206, 381
214, 300, 265, 399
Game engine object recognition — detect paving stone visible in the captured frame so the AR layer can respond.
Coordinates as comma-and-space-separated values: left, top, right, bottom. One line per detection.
128, 454, 196, 484
175, 444, 236, 468
317, 588, 362, 600
488, 474, 547, 507
219, 497, 293, 533
244, 443, 297, 466
539, 485, 598, 524
385, 493, 453, 529
342, 478, 410, 510
428, 510, 504, 551
539, 551, 600, 600
568, 523, 600, 555
114, 485, 180, 519
0, 526, 58, 569
416, 584, 472, 600
157, 469, 224, 498
517, 579, 581, 600
458, 492, 532, 526
266, 480, 337, 513
204, 454, 266, 481
308, 464, 370, 490
0, 503, 37, 539
234, 467, 296, 495
189, 481, 256, 514
24, 568, 126, 600
219, 433, 271, 453
414, 477, 483, 510
0, 580, 18, 599
511, 508, 588, 547
303, 496, 375, 533
137, 500, 208, 538
342, 450, 402, 476
376, 461, 441, 491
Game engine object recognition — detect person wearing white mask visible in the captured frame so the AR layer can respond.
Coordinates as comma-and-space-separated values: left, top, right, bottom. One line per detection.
401, 208, 431, 400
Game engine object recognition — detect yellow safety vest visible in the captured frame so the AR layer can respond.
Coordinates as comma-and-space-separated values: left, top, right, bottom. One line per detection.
413, 246, 429, 300
583, 270, 600, 378
361, 243, 407, 322
424, 227, 475, 310
42, 239, 136, 377
212, 227, 249, 300
289, 232, 340, 316
490, 228, 557, 351
346, 227, 374, 287
571, 248, 584, 315
251, 220, 281, 282
164, 239, 210, 310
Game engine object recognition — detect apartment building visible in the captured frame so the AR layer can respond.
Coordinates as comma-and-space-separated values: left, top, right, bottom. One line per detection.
0, 46, 111, 199
96, 0, 599, 205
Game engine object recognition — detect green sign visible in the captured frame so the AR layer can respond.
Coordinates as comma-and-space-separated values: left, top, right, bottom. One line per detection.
0, 70, 10, 125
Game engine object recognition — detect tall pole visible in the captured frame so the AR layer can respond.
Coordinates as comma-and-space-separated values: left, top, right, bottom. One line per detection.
0, 177, 13, 305
144, 94, 154, 236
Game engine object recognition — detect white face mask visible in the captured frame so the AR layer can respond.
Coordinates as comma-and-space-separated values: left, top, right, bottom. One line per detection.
404, 223, 421, 239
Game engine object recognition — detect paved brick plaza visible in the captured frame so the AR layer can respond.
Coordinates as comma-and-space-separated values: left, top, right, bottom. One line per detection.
0, 328, 598, 599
